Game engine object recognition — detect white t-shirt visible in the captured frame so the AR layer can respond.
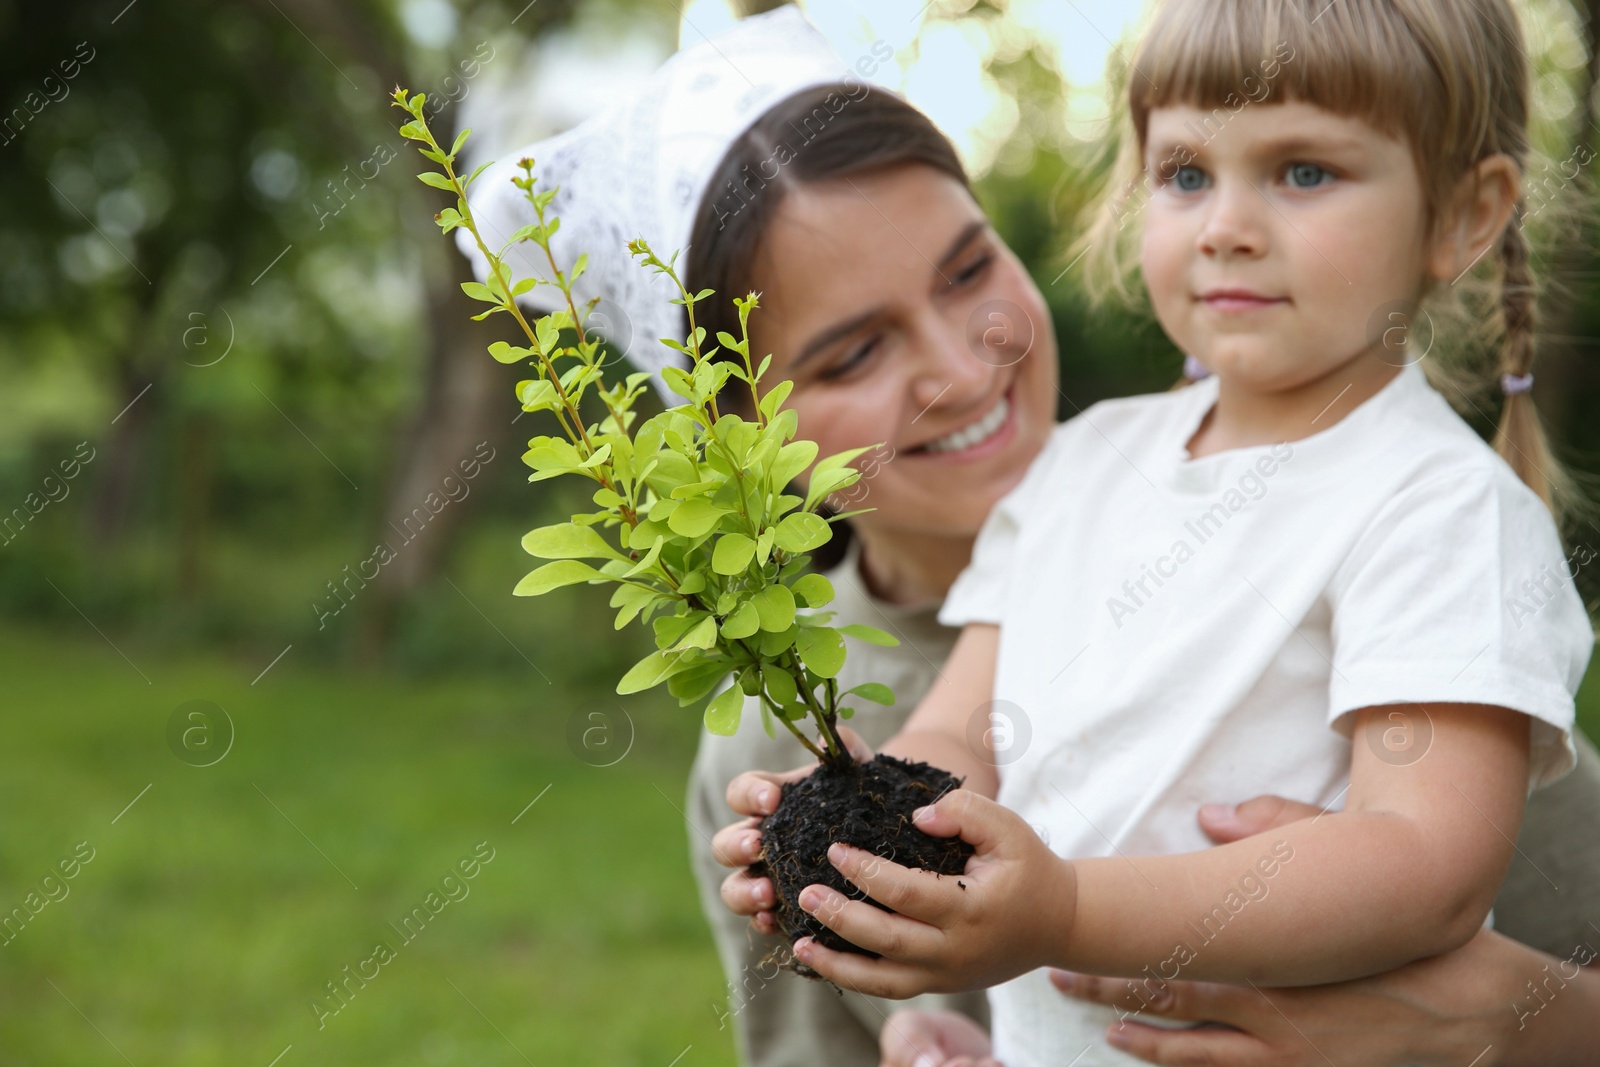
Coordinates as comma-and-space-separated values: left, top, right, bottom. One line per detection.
937, 363, 1593, 1067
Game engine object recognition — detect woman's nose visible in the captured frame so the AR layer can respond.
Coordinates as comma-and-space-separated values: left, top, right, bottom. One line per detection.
1196, 180, 1267, 259
909, 310, 995, 409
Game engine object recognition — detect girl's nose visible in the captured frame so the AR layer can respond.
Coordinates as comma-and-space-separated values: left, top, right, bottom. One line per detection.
1196, 180, 1267, 259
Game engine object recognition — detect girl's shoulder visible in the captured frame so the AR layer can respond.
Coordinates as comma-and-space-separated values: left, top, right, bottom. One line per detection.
1041, 383, 1212, 464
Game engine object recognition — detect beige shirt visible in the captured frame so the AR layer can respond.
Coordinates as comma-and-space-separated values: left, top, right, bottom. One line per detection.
685, 534, 1600, 1065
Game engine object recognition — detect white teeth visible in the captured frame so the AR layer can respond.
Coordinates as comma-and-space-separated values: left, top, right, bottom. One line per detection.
924, 395, 1010, 454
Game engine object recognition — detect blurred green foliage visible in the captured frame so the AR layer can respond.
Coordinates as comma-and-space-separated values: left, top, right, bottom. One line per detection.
2, 0, 1598, 669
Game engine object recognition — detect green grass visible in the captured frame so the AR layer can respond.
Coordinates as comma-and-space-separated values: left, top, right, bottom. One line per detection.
0, 623, 739, 1067
3, 619, 1596, 1067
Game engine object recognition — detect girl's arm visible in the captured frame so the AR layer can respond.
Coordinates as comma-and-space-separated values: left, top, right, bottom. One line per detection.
790, 698, 1534, 993
876, 622, 1002, 802
880, 629, 1534, 984
1056, 700, 1529, 985
1052, 793, 1600, 1067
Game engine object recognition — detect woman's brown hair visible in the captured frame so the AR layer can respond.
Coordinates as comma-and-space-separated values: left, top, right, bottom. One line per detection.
683, 83, 971, 570
687, 83, 970, 382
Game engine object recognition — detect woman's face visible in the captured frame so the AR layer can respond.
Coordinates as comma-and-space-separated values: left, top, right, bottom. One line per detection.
744, 163, 1059, 542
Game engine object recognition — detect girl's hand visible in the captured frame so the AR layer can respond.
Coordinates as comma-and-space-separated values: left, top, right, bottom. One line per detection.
1049, 794, 1520, 1065
790, 788, 1075, 997
879, 1008, 1001, 1067
712, 726, 875, 933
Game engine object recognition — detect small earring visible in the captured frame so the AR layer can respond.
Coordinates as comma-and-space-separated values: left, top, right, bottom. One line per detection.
1183, 354, 1211, 381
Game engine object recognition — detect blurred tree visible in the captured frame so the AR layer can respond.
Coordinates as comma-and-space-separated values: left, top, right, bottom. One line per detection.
0, 0, 622, 654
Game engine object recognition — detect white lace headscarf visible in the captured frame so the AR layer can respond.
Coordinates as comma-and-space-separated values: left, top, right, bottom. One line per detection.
455, 5, 856, 404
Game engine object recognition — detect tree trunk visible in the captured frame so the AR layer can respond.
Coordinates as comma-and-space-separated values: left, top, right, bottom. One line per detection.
356, 236, 516, 657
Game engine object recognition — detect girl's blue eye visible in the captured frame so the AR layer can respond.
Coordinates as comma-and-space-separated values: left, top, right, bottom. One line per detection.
1286, 162, 1331, 188
1173, 165, 1207, 192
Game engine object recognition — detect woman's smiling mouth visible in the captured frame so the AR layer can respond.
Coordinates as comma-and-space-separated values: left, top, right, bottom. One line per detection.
915, 395, 1011, 457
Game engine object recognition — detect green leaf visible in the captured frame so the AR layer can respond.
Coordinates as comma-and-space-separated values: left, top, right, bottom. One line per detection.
618, 649, 688, 694
644, 450, 697, 493
451, 128, 471, 158
792, 573, 835, 608
758, 624, 798, 657
671, 479, 723, 501
668, 498, 727, 538
623, 535, 665, 578
763, 666, 797, 707
518, 379, 558, 410
653, 612, 701, 649
845, 682, 895, 705
465, 160, 493, 187
660, 365, 695, 400
805, 468, 861, 511
760, 379, 794, 420
753, 583, 796, 632
712, 533, 756, 575
839, 623, 899, 647
771, 439, 818, 486
418, 171, 455, 192
610, 584, 658, 630
721, 600, 760, 640
795, 626, 846, 678
461, 280, 499, 304
703, 684, 744, 736
521, 523, 624, 561
671, 661, 731, 704
489, 339, 527, 362
514, 559, 606, 597
814, 443, 875, 475
675, 615, 720, 651
773, 512, 831, 554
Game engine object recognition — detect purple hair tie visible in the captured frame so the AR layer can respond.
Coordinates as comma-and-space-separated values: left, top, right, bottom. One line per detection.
1183, 354, 1211, 381
1501, 372, 1534, 395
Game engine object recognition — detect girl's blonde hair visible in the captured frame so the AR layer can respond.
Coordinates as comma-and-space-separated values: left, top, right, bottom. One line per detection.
1076, 0, 1573, 518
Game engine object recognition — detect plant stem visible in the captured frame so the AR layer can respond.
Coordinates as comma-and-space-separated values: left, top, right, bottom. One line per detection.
762, 691, 825, 762
783, 650, 847, 764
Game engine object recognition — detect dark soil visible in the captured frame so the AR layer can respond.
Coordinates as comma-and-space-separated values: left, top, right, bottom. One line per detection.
749, 752, 974, 968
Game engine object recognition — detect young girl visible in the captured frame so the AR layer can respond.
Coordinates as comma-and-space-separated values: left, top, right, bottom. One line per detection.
717, 0, 1594, 1062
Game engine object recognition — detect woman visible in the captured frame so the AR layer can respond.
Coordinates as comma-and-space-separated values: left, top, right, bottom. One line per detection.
462, 7, 1600, 1065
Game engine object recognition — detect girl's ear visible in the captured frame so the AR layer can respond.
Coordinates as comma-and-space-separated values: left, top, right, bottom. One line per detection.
1427, 154, 1521, 283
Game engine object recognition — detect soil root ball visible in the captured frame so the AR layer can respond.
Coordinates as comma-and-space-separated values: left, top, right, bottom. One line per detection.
750, 752, 974, 967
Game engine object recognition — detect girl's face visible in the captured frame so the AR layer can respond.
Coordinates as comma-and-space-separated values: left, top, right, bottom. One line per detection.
1140, 100, 1436, 393
743, 164, 1058, 541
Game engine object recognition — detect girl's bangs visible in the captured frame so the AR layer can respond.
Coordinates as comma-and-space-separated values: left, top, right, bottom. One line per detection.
1126, 0, 1444, 154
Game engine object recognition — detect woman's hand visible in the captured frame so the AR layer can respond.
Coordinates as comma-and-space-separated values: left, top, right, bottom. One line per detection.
712, 725, 874, 934
879, 1008, 1000, 1067
1046, 794, 1543, 1066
